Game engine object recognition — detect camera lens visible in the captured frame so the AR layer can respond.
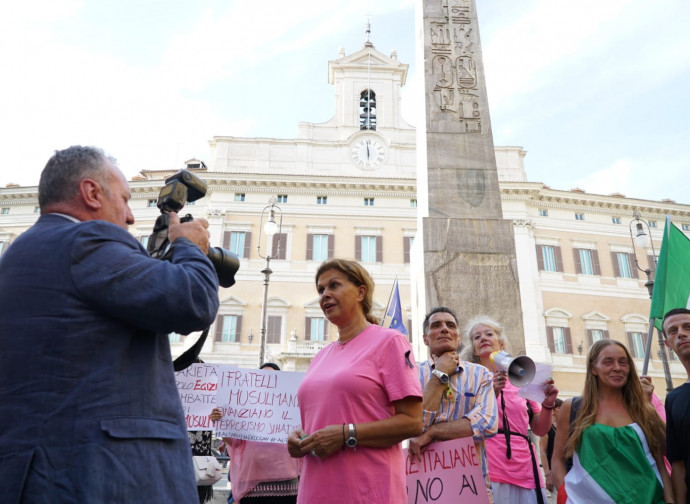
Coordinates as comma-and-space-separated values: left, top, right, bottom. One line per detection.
206, 247, 240, 288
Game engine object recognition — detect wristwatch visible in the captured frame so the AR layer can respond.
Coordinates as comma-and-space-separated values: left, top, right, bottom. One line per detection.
432, 369, 450, 384
346, 423, 357, 449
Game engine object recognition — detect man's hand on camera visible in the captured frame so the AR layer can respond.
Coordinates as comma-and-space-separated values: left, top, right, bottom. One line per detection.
168, 212, 210, 255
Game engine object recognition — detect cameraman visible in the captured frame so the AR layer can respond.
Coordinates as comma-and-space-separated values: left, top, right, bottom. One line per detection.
0, 146, 219, 503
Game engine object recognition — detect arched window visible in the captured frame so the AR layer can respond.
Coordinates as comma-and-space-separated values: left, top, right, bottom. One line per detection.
359, 89, 376, 130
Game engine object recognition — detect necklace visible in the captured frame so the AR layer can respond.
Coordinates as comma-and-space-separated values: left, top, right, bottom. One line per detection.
337, 323, 371, 345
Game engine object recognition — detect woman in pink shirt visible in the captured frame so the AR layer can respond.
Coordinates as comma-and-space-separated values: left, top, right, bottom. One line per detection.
287, 259, 423, 503
461, 316, 559, 504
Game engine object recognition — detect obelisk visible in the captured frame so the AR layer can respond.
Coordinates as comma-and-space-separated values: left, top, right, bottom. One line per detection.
419, 0, 525, 352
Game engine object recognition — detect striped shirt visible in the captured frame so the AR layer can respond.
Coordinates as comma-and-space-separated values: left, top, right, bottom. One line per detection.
418, 359, 498, 496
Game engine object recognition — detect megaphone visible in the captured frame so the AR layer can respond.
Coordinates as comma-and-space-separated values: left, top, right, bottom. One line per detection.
490, 350, 536, 387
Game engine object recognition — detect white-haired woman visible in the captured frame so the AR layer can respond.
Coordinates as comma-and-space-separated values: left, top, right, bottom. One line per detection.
461, 316, 558, 504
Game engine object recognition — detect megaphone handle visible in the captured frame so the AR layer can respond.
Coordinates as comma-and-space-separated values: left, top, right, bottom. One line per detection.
500, 391, 512, 460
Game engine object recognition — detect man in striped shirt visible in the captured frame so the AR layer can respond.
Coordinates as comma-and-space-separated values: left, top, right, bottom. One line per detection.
408, 306, 498, 502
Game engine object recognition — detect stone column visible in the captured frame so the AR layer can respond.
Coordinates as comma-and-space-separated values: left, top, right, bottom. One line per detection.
420, 0, 526, 353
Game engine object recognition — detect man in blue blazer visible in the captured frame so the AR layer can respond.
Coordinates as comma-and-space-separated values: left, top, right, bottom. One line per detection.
0, 146, 220, 503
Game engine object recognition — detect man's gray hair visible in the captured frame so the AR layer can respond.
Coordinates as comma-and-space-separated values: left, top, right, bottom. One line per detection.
38, 146, 117, 209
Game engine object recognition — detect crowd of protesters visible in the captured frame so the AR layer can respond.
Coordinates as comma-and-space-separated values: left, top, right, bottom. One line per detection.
2, 145, 687, 503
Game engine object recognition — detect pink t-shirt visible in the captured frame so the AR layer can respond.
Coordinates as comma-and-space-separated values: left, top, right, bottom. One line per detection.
486, 381, 544, 489
296, 325, 422, 504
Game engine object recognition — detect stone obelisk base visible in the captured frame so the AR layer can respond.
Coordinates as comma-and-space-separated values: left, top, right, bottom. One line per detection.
423, 216, 525, 354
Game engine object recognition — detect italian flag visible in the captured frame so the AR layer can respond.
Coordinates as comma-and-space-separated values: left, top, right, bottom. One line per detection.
650, 216, 690, 329
559, 424, 664, 504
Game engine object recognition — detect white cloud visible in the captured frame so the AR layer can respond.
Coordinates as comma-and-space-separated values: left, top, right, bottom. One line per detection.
572, 159, 634, 196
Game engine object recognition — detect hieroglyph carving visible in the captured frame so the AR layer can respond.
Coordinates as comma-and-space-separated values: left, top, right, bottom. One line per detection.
430, 0, 482, 133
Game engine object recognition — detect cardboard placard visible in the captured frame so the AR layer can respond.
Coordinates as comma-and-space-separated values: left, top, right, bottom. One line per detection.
403, 437, 489, 504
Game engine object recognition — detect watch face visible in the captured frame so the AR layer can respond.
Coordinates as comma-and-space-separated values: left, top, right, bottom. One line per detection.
433, 369, 449, 384
350, 136, 386, 169
346, 437, 357, 447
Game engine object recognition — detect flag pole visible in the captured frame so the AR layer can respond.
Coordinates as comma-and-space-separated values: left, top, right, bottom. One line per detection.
642, 318, 655, 376
380, 276, 398, 325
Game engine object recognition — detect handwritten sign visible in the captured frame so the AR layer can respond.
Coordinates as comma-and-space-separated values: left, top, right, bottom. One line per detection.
214, 365, 304, 443
403, 438, 489, 504
175, 363, 219, 430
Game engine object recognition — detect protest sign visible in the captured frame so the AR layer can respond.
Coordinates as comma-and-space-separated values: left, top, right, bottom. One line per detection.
214, 365, 304, 443
404, 437, 489, 504
175, 363, 219, 430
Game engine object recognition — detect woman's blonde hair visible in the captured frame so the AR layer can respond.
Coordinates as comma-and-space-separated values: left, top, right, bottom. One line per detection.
460, 315, 510, 363
315, 259, 378, 325
565, 339, 665, 461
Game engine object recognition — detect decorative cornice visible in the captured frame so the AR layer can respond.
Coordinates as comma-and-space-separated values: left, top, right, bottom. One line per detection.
500, 183, 690, 218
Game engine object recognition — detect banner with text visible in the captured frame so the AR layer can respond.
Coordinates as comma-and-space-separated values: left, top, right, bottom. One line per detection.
175, 363, 219, 431
215, 365, 304, 443
403, 437, 489, 504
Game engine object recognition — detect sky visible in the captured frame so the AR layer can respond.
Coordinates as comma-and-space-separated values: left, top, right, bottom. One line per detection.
2, 0, 689, 204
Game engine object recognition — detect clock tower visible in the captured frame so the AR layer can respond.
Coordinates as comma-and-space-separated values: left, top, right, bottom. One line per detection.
293, 27, 416, 177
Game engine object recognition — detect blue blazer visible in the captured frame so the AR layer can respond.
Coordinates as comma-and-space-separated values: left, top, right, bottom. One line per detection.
0, 214, 220, 503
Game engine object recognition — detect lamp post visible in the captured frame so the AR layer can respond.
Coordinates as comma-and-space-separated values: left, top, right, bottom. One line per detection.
629, 210, 674, 392
257, 198, 282, 367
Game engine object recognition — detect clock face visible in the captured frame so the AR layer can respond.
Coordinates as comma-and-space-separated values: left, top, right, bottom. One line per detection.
350, 136, 386, 169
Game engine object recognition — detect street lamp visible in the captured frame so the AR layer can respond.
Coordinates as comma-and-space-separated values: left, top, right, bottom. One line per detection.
629, 210, 673, 392
257, 197, 282, 367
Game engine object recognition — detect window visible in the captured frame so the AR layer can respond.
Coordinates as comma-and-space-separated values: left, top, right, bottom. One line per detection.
234, 193, 245, 202
267, 315, 282, 344
271, 233, 287, 260
612, 217, 621, 224
223, 231, 251, 258
277, 195, 288, 203
228, 232, 248, 258
404, 236, 414, 264
364, 198, 374, 206
317, 196, 327, 205
613, 252, 636, 279
305, 317, 328, 341
140, 235, 150, 249
627, 332, 645, 358
683, 224, 690, 231
553, 328, 567, 353
0, 241, 6, 254
649, 221, 657, 228
229, 232, 245, 257
214, 315, 242, 343
308, 234, 332, 262
586, 329, 608, 347
359, 89, 377, 130
574, 248, 600, 275
34, 206, 40, 213
358, 236, 379, 263
547, 326, 572, 354
169, 333, 182, 343
579, 249, 593, 275
410, 199, 417, 207
575, 213, 584, 221
186, 200, 195, 206
538, 209, 548, 217
147, 199, 157, 207
1, 208, 9, 214
536, 245, 563, 272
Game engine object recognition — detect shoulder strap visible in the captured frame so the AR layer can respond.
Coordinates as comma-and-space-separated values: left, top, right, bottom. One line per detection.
173, 327, 210, 371
569, 396, 583, 426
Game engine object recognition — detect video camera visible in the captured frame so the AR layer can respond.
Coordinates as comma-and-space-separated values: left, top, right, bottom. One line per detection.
147, 170, 239, 288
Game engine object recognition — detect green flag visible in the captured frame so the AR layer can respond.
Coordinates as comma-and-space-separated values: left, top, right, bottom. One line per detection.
650, 216, 690, 329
